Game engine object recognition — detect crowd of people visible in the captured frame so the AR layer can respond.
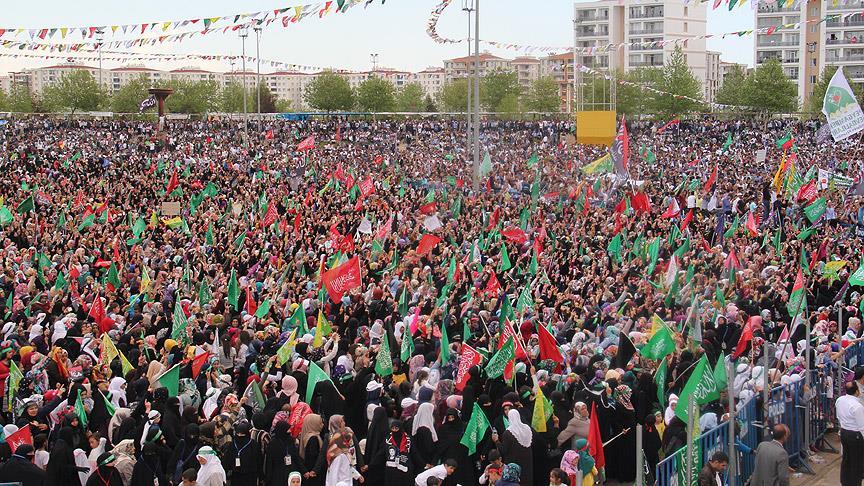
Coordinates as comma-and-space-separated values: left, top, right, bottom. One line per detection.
0, 114, 860, 486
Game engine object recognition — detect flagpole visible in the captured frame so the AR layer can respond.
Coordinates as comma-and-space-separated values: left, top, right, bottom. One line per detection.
727, 358, 737, 483
686, 396, 695, 484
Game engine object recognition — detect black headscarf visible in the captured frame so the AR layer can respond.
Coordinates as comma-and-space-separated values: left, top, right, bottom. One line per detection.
364, 406, 388, 464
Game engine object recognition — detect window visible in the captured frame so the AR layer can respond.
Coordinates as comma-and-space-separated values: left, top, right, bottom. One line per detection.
684, 22, 688, 32
811, 7, 817, 15
684, 6, 688, 16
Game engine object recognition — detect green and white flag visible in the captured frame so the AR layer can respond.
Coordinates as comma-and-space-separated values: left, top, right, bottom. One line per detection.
375, 333, 394, 377
460, 402, 491, 455
822, 67, 864, 141
640, 324, 676, 360
485, 336, 514, 379
171, 300, 189, 345
674, 355, 718, 422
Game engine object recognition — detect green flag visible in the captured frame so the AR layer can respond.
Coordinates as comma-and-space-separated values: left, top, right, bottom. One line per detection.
674, 355, 719, 422
16, 195, 34, 214
99, 390, 116, 417
440, 325, 450, 364
721, 132, 733, 152
198, 278, 212, 306
499, 243, 512, 272
288, 304, 308, 335
132, 217, 147, 238
607, 234, 623, 263
803, 197, 827, 223
640, 324, 676, 360
786, 269, 806, 317
276, 330, 296, 367
485, 336, 514, 379
646, 237, 661, 275
254, 299, 271, 319
460, 402, 491, 455
516, 285, 533, 312
227, 269, 239, 310
724, 216, 739, 238
401, 326, 415, 361
528, 249, 539, 275
171, 300, 189, 345
234, 231, 246, 249
106, 263, 121, 291
154, 364, 180, 396
6, 360, 23, 409
849, 261, 864, 286
75, 389, 88, 428
0, 206, 13, 226
205, 223, 214, 246
479, 151, 493, 178
713, 353, 728, 392
54, 272, 68, 292
375, 333, 394, 377
655, 358, 668, 408
77, 213, 95, 231
305, 361, 332, 401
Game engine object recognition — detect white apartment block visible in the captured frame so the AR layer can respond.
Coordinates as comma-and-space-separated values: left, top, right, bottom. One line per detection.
444, 53, 512, 82
754, 0, 864, 107
511, 57, 542, 89
705, 50, 722, 105
413, 68, 446, 100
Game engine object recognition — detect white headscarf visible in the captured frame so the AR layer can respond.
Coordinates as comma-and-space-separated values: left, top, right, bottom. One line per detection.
139, 410, 160, 446
664, 394, 679, 425
411, 402, 438, 441
28, 323, 43, 342
505, 409, 532, 448
196, 446, 226, 486
108, 378, 127, 407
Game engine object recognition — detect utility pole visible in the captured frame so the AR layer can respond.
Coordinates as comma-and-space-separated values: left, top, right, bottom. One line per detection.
472, 0, 480, 191
371, 53, 379, 71
254, 25, 262, 120
240, 27, 249, 147
463, 1, 474, 170
96, 29, 104, 94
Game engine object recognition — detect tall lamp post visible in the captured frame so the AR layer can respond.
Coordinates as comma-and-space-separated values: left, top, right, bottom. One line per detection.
240, 27, 249, 146
472, 0, 480, 191
254, 25, 262, 119
96, 29, 105, 93
462, 0, 474, 169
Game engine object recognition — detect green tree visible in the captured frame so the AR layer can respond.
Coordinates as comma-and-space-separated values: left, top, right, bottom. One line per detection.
275, 99, 292, 113
744, 59, 798, 114
497, 93, 522, 119
7, 84, 33, 113
304, 71, 354, 112
255, 82, 278, 113
355, 76, 396, 112
715, 64, 751, 111
481, 68, 521, 112
156, 80, 220, 114
41, 70, 108, 114
424, 94, 438, 112
111, 75, 150, 113
0, 88, 7, 112
806, 66, 864, 117
651, 46, 704, 118
221, 82, 246, 113
439, 79, 469, 112
620, 68, 663, 117
395, 83, 426, 112
524, 76, 560, 112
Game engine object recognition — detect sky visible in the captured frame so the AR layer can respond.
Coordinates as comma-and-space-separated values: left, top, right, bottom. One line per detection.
0, 0, 756, 75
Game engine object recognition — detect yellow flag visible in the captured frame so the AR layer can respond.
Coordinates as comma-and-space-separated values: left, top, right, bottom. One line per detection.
150, 211, 158, 228
773, 153, 787, 194
531, 388, 550, 433
140, 266, 151, 292
313, 310, 329, 348
101, 333, 119, 364
648, 314, 665, 339
119, 351, 134, 376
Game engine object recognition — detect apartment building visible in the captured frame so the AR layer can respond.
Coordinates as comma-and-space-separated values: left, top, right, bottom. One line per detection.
705, 51, 722, 105
413, 68, 446, 99
443, 53, 512, 82
109, 66, 167, 91
511, 57, 542, 89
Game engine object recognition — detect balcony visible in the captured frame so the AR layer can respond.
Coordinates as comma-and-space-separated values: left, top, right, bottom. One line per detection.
826, 20, 864, 27
630, 9, 664, 19
827, 37, 864, 44
630, 60, 665, 67
629, 28, 664, 35
576, 13, 609, 23
826, 54, 864, 62
758, 5, 800, 13
630, 43, 663, 51
828, 1, 864, 10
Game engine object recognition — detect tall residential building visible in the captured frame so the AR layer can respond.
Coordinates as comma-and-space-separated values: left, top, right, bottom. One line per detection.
413, 68, 446, 99
754, 0, 864, 106
511, 57, 542, 89
571, 0, 711, 105
443, 53, 512, 82
705, 50, 722, 105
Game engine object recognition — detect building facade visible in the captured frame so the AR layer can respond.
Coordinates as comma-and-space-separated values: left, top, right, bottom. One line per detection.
705, 50, 722, 105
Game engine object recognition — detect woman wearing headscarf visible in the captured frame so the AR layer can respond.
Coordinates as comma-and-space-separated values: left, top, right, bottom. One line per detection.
46, 426, 87, 486
498, 409, 534, 486
277, 375, 300, 409
169, 424, 201, 484
436, 408, 474, 486
220, 421, 261, 485
195, 446, 226, 486
607, 384, 637, 483
85, 452, 124, 486
107, 378, 127, 408
557, 401, 590, 449
369, 419, 413, 484
498, 463, 523, 486
410, 402, 437, 470
642, 413, 663, 474
662, 416, 688, 456
298, 414, 326, 486
288, 471, 303, 486
362, 406, 388, 485
266, 420, 301, 485
160, 397, 182, 448
562, 439, 597, 486
130, 441, 170, 486
324, 429, 362, 486
327, 415, 363, 473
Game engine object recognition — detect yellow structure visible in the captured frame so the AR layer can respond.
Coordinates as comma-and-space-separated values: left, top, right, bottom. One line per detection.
576, 110, 616, 146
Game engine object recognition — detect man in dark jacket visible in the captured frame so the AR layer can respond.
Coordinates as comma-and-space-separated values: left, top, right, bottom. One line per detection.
698, 450, 728, 486
0, 444, 47, 486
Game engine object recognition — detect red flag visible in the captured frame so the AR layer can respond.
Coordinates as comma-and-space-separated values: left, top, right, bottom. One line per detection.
454, 344, 483, 392
359, 176, 375, 198
745, 211, 760, 237
337, 234, 355, 253
89, 295, 114, 334
630, 191, 651, 215
321, 256, 363, 302
732, 316, 754, 358
614, 197, 628, 214
501, 321, 528, 360
501, 227, 528, 245
192, 352, 210, 379
335, 125, 341, 142
245, 287, 257, 316
112, 238, 121, 263
662, 199, 680, 219
419, 202, 437, 215
537, 323, 564, 372
296, 136, 315, 151
5, 425, 32, 452
488, 208, 501, 229
417, 234, 442, 256
484, 273, 501, 296
688, 157, 700, 167
809, 238, 828, 271
657, 118, 680, 133
373, 155, 384, 166
588, 402, 606, 469
796, 179, 817, 203
725, 247, 741, 270
265, 129, 274, 140
262, 203, 278, 228
703, 164, 718, 194
293, 213, 302, 234
375, 216, 393, 241
165, 169, 179, 195
680, 208, 694, 232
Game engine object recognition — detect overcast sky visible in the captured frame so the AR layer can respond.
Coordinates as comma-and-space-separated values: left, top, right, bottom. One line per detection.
0, 0, 755, 74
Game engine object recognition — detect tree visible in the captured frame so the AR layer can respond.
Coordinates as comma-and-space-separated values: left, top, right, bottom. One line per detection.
7, 84, 33, 113
355, 76, 396, 112
275, 99, 292, 113
41, 70, 107, 114
651, 46, 704, 118
395, 83, 425, 112
221, 82, 246, 113
424, 94, 438, 112
524, 77, 560, 112
111, 75, 150, 113
715, 64, 751, 111
440, 78, 469, 112
255, 82, 278, 113
806, 66, 864, 117
157, 80, 220, 114
304, 71, 354, 112
481, 68, 521, 112
497, 93, 522, 119
620, 68, 664, 117
744, 59, 798, 114
0, 88, 7, 112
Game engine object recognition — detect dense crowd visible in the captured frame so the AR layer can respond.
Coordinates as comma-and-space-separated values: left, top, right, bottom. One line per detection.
0, 114, 860, 486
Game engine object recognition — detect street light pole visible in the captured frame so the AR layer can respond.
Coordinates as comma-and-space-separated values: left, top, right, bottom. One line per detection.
96, 29, 104, 94
240, 28, 249, 146
255, 25, 262, 120
472, 0, 480, 192
462, 1, 474, 171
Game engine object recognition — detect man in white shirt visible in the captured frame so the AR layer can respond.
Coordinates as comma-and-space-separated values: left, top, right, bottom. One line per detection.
414, 459, 457, 486
836, 381, 864, 486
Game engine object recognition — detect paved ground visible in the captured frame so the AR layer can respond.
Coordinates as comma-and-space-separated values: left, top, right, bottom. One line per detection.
791, 433, 842, 486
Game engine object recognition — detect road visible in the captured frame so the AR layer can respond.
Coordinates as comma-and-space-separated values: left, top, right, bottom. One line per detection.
791, 433, 841, 486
